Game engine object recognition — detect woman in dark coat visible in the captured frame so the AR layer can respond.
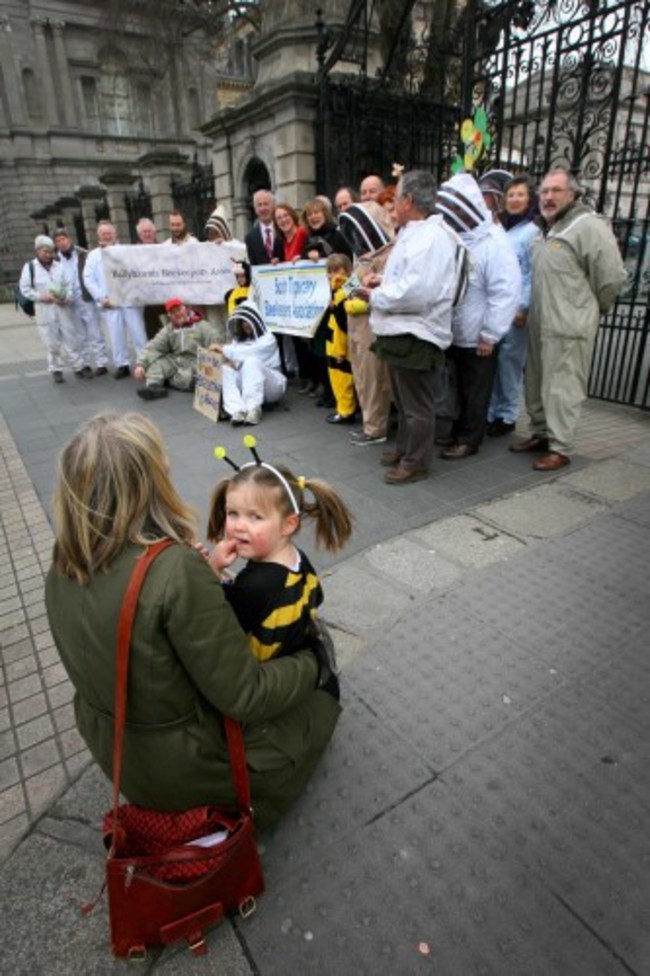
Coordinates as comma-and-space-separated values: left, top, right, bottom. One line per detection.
45, 411, 340, 827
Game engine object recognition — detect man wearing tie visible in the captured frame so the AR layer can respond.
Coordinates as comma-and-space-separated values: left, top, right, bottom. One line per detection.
245, 189, 285, 265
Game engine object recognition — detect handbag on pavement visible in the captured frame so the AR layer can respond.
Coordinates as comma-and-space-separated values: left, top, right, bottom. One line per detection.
100, 539, 264, 959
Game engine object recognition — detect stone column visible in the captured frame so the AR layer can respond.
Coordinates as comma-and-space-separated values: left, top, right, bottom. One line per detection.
76, 184, 109, 245
99, 170, 136, 242
139, 150, 190, 234
31, 19, 58, 125
0, 15, 24, 125
56, 196, 82, 236
51, 22, 76, 127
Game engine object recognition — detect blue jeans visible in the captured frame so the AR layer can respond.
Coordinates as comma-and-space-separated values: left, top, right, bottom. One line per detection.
488, 324, 528, 424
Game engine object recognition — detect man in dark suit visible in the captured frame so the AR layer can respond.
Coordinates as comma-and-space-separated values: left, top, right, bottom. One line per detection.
245, 189, 285, 265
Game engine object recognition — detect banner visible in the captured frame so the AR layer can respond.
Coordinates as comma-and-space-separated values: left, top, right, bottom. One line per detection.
193, 347, 222, 423
103, 241, 247, 307
251, 261, 330, 337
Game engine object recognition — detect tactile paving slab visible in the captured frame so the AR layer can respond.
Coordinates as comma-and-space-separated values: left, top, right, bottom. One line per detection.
441, 681, 650, 974
613, 491, 650, 527
440, 524, 648, 678
257, 690, 434, 883
242, 777, 627, 976
347, 592, 564, 772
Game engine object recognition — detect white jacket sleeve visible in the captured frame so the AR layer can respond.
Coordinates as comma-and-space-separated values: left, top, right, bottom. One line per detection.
82, 249, 106, 303
19, 262, 37, 301
479, 236, 522, 345
370, 234, 443, 317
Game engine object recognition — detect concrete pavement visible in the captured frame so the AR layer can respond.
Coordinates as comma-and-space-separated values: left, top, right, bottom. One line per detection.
1, 302, 650, 975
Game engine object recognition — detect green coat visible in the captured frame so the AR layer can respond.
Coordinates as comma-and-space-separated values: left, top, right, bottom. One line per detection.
45, 544, 340, 828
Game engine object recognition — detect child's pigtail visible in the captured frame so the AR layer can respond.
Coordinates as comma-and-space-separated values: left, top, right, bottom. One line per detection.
206, 479, 231, 542
299, 477, 353, 552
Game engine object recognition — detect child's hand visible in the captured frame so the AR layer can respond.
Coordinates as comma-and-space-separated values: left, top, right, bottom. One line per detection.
191, 540, 212, 561
208, 538, 238, 574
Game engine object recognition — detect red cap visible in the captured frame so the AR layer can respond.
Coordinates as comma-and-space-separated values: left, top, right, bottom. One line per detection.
164, 297, 184, 312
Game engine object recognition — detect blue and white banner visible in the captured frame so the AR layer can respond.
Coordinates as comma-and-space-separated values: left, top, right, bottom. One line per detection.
251, 261, 330, 337
103, 241, 246, 306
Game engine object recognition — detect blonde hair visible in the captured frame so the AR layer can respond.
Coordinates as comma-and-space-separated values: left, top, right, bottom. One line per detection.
52, 412, 197, 584
207, 464, 353, 554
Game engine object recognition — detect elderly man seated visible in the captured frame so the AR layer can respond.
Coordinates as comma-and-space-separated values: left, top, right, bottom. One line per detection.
133, 297, 220, 400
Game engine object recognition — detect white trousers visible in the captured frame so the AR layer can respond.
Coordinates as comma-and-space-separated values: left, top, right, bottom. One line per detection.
73, 301, 109, 368
221, 359, 286, 415
101, 307, 147, 367
36, 306, 82, 372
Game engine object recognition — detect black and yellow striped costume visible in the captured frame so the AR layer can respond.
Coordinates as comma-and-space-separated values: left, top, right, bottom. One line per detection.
223, 550, 323, 661
326, 284, 357, 418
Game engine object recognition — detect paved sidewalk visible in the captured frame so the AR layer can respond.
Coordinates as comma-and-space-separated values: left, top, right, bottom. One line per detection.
1, 303, 650, 974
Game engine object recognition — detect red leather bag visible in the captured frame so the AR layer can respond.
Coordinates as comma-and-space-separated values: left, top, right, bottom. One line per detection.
101, 540, 265, 959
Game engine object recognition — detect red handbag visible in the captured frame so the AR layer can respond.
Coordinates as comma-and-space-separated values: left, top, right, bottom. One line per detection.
99, 540, 265, 959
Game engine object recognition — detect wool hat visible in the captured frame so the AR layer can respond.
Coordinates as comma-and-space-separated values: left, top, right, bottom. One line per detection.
34, 234, 55, 250
204, 210, 232, 241
164, 297, 184, 312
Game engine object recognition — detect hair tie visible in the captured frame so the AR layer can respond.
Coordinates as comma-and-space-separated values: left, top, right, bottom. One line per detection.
297, 476, 306, 490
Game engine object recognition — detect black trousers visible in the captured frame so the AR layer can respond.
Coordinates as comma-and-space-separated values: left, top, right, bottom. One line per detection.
450, 345, 498, 447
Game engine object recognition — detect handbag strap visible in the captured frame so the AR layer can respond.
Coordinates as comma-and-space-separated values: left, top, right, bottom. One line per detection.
111, 540, 252, 831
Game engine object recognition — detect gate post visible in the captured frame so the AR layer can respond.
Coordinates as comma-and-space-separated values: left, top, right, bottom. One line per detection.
98, 169, 136, 242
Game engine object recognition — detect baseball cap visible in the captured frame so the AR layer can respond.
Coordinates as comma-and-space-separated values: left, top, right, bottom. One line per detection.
164, 297, 184, 312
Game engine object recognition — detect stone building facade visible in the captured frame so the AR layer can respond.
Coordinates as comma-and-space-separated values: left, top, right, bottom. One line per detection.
0, 0, 221, 285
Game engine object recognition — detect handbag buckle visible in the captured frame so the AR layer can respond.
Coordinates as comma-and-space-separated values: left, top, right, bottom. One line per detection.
127, 945, 147, 963
188, 934, 208, 956
239, 895, 257, 919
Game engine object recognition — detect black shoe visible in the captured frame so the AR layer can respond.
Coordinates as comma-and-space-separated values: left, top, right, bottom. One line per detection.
94, 366, 109, 376
137, 385, 168, 401
326, 412, 356, 425
114, 365, 131, 379
487, 419, 515, 437
52, 371, 64, 384
75, 366, 94, 379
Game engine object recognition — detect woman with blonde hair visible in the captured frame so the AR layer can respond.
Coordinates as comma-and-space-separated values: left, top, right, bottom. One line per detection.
45, 411, 340, 825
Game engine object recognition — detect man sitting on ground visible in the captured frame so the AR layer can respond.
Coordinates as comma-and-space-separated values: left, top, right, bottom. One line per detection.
133, 297, 219, 400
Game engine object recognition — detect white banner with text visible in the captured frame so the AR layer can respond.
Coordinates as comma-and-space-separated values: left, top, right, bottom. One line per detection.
103, 241, 247, 307
251, 262, 330, 337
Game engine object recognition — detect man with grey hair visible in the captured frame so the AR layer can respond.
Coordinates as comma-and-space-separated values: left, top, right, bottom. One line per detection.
135, 217, 158, 244
510, 168, 626, 470
83, 220, 147, 378
245, 188, 284, 265
362, 169, 468, 484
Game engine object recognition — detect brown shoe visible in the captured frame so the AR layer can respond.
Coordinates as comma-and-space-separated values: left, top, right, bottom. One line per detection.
380, 450, 402, 467
383, 465, 428, 485
434, 435, 455, 447
509, 435, 549, 453
533, 452, 570, 471
439, 443, 478, 460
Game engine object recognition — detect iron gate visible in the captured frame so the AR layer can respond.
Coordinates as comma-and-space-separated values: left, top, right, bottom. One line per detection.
316, 0, 649, 408
466, 0, 650, 407
171, 160, 216, 240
